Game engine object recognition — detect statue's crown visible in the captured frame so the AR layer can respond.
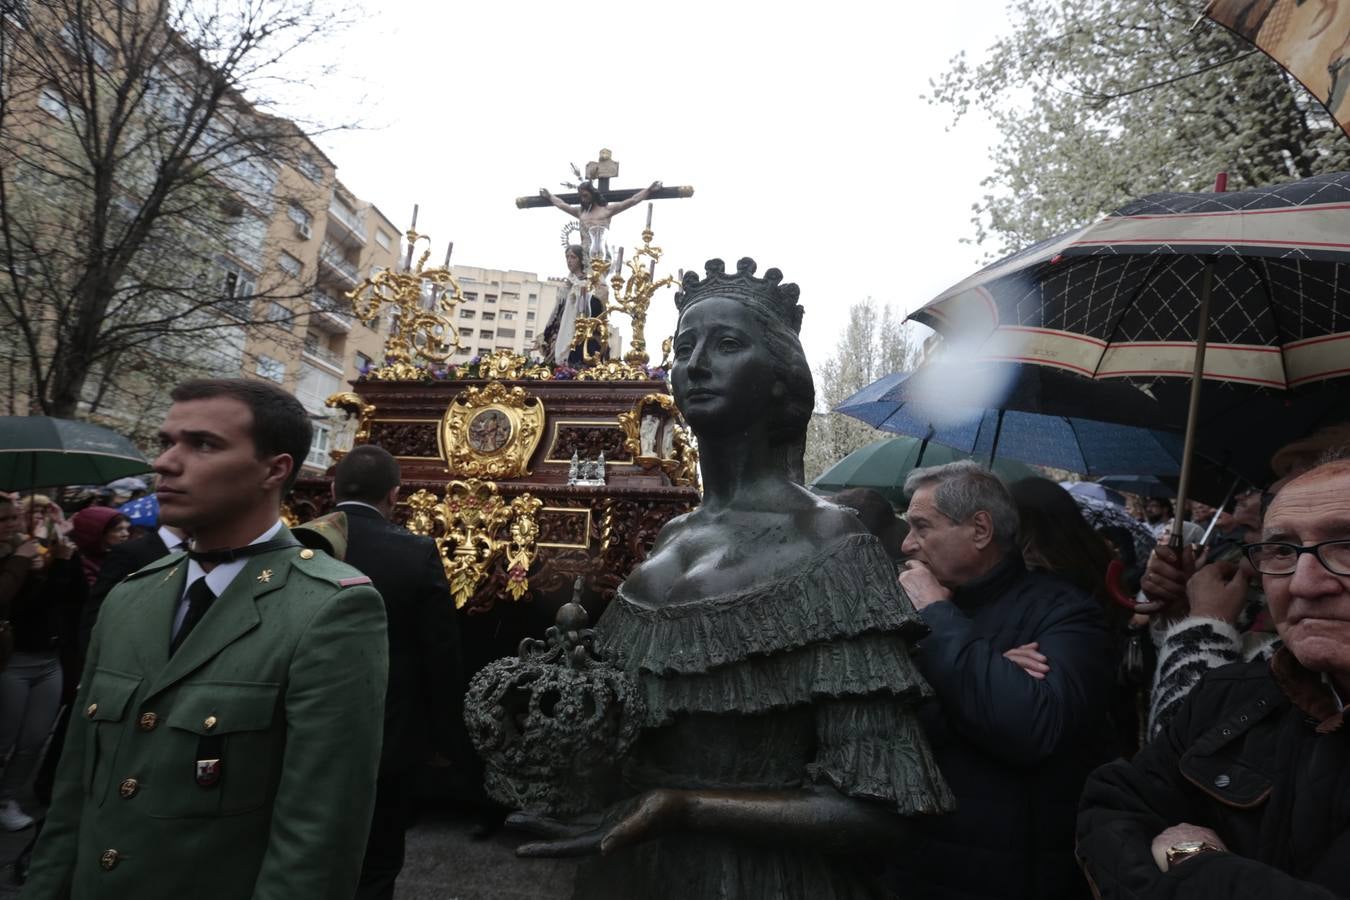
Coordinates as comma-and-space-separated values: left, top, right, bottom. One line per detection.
463, 580, 644, 816
675, 257, 804, 334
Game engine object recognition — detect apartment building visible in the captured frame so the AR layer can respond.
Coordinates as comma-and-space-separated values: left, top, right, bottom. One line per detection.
449, 265, 564, 360
236, 148, 402, 475
0, 0, 401, 475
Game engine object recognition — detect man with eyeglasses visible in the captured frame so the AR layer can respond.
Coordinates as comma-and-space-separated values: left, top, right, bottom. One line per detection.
1076, 458, 1350, 899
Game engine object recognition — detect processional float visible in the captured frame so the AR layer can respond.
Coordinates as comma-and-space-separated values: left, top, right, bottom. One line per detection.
288, 150, 699, 665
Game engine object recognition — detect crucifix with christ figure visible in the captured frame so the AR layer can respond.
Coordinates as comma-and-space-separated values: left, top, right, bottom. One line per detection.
516, 148, 693, 261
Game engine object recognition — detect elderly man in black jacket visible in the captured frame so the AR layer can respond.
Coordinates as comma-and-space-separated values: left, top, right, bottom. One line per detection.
332, 445, 467, 900
1077, 458, 1350, 899
891, 461, 1115, 900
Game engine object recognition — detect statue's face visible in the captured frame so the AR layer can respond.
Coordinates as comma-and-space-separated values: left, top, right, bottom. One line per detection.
671, 295, 777, 436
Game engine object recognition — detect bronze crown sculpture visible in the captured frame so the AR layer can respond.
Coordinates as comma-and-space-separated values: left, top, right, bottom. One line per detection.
464, 578, 645, 815
675, 257, 803, 333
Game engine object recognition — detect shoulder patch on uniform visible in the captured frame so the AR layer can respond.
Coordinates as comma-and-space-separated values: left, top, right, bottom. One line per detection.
125, 550, 186, 579
291, 550, 369, 588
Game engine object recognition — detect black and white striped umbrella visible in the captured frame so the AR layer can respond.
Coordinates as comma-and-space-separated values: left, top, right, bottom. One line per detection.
910, 171, 1350, 545
911, 172, 1350, 390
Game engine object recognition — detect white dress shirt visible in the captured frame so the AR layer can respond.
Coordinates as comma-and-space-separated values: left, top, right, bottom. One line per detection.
173, 520, 283, 637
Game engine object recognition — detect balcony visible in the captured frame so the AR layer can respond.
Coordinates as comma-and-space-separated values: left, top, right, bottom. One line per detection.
311, 292, 352, 334
302, 335, 344, 375
319, 241, 360, 288
325, 196, 366, 249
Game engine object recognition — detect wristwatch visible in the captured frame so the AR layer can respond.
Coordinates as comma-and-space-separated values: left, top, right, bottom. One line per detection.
1165, 839, 1223, 868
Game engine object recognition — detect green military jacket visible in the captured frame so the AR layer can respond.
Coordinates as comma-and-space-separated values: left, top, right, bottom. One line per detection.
24, 528, 389, 900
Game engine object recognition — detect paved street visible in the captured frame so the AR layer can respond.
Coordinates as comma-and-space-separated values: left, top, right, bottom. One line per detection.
0, 804, 578, 899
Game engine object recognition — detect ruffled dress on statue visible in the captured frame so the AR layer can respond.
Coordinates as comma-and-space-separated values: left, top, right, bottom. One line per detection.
581, 533, 955, 899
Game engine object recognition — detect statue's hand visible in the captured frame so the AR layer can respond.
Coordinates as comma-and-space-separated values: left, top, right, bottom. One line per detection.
508, 810, 604, 858
509, 790, 687, 858
597, 788, 686, 855
649, 180, 662, 192
539, 188, 551, 198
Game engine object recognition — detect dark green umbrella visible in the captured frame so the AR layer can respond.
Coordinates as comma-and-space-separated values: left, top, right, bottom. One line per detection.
810, 436, 1038, 506
0, 416, 152, 490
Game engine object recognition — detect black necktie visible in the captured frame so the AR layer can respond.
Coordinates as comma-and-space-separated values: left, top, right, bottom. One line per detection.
171, 578, 216, 655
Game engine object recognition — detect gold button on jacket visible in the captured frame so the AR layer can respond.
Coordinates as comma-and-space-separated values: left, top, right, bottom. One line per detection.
99, 849, 119, 871
137, 711, 158, 731
119, 778, 139, 800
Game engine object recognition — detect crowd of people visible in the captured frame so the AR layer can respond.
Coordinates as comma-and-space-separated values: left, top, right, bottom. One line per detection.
0, 367, 1346, 899
826, 423, 1350, 899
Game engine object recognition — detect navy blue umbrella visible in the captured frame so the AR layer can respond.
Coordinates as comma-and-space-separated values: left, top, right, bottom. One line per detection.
836, 371, 1189, 478
1096, 475, 1175, 499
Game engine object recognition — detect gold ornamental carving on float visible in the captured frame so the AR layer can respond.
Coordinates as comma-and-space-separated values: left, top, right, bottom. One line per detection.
325, 392, 377, 442
617, 393, 699, 487
347, 228, 463, 381
570, 225, 677, 371
440, 382, 545, 479
473, 349, 553, 381
405, 480, 544, 608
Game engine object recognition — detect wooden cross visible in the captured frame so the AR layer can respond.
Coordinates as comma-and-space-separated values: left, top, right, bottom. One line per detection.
514, 148, 694, 209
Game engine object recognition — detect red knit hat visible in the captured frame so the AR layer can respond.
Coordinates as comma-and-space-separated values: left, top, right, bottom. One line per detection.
69, 506, 127, 557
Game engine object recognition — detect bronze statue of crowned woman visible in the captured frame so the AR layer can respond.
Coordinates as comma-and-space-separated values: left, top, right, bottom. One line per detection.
504, 258, 955, 899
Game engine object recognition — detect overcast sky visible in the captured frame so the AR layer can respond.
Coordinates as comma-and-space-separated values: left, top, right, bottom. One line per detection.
281, 0, 1014, 371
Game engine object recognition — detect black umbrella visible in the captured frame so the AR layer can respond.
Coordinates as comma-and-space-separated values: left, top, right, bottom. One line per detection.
910, 171, 1350, 545
0, 416, 152, 491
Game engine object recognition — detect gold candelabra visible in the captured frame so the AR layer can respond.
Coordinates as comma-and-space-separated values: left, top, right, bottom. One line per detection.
348, 229, 463, 381
574, 227, 676, 371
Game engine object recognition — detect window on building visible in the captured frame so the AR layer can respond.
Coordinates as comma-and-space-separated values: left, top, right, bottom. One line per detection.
38, 86, 72, 119
459, 327, 473, 337
459, 308, 475, 319
296, 154, 323, 183
455, 347, 471, 357
256, 356, 285, 383
305, 423, 331, 469
278, 252, 302, 277
528, 293, 538, 304
265, 301, 290, 324
502, 292, 519, 304
464, 292, 477, 302
218, 259, 256, 319
287, 203, 312, 231
501, 310, 515, 321
479, 329, 493, 339
484, 294, 497, 304
526, 311, 536, 321
62, 23, 112, 67
524, 329, 534, 339
481, 311, 496, 321
375, 230, 392, 250
355, 351, 372, 372
477, 347, 491, 357
495, 346, 512, 353
3, 0, 30, 24
497, 328, 515, 339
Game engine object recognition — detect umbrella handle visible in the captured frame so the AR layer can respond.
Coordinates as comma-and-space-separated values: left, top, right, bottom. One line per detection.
1199, 474, 1244, 547
1170, 262, 1214, 551
1105, 559, 1138, 611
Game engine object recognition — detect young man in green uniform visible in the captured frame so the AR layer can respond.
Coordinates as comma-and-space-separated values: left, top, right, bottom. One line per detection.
24, 379, 389, 900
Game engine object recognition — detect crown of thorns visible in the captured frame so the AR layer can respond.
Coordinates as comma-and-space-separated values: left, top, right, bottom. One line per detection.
675, 258, 803, 334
